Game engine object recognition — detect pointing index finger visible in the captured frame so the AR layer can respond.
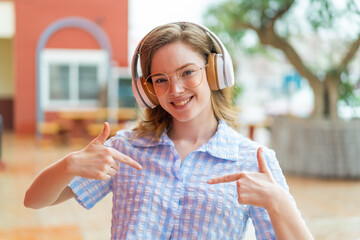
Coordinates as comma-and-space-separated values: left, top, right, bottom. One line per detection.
207, 172, 243, 184
109, 148, 143, 170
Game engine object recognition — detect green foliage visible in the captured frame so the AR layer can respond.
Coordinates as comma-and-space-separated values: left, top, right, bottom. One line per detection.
204, 0, 360, 117
339, 73, 360, 108
307, 0, 359, 30
307, 0, 337, 29
231, 83, 244, 105
205, 0, 360, 44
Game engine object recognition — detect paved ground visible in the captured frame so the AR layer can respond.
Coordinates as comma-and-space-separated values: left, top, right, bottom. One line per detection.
0, 131, 359, 239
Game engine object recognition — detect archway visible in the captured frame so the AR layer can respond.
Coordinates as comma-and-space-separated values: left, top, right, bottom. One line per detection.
35, 16, 113, 134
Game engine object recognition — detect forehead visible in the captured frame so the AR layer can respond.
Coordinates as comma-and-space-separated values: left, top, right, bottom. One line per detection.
150, 41, 204, 74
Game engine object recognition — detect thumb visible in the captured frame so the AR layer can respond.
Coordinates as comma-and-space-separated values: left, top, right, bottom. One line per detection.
92, 122, 110, 145
257, 147, 270, 174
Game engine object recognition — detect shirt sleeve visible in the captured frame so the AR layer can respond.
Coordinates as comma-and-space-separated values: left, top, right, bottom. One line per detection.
69, 176, 112, 209
68, 138, 114, 210
249, 147, 298, 240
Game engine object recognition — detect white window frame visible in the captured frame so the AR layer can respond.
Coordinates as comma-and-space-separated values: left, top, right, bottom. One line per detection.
0, 1, 15, 38
40, 49, 108, 110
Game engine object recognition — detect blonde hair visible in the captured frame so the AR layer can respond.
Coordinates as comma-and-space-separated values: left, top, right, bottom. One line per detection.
134, 22, 238, 140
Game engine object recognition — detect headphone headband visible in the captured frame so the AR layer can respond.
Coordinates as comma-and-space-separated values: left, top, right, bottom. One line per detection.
191, 24, 234, 86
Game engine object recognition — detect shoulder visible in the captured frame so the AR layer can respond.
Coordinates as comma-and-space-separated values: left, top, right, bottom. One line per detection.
217, 123, 290, 191
105, 129, 160, 150
237, 136, 277, 171
219, 122, 279, 170
216, 121, 268, 155
237, 137, 287, 189
104, 129, 137, 150
208, 121, 264, 162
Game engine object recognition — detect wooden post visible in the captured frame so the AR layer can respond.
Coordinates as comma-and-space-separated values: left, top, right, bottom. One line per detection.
248, 125, 255, 140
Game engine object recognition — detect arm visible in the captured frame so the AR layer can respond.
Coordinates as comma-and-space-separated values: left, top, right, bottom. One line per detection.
266, 186, 313, 240
208, 147, 313, 240
24, 155, 76, 209
24, 122, 142, 209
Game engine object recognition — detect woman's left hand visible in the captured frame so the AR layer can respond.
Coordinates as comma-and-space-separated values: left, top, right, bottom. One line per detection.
207, 147, 286, 211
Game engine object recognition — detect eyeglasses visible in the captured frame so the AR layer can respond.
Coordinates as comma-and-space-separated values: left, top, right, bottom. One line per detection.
144, 64, 207, 96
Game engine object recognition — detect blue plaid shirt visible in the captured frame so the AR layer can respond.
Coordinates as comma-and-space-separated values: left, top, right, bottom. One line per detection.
69, 120, 296, 239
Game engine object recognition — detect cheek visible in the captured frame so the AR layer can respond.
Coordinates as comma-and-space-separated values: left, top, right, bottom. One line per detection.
157, 96, 168, 109
198, 77, 212, 100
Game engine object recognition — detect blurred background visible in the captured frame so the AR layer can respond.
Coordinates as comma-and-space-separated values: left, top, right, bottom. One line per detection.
0, 0, 359, 239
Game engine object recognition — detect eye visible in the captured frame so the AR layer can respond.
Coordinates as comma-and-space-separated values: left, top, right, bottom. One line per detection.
180, 64, 202, 78
153, 77, 168, 84
180, 66, 197, 78
183, 69, 194, 76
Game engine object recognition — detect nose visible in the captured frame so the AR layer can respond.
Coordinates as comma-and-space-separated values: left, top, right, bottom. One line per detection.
168, 75, 185, 95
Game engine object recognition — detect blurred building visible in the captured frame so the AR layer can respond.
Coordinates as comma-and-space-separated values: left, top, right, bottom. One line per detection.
0, 0, 132, 135
0, 1, 14, 131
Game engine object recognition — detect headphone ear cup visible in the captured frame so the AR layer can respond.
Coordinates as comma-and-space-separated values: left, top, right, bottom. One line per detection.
206, 53, 219, 90
132, 76, 159, 108
140, 76, 159, 106
215, 54, 227, 90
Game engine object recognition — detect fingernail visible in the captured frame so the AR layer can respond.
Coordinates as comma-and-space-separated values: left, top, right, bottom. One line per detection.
207, 179, 213, 184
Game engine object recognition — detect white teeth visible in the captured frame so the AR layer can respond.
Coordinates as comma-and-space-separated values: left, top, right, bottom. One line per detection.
173, 98, 191, 106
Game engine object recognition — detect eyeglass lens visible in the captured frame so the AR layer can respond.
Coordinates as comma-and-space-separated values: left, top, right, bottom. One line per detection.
145, 64, 204, 96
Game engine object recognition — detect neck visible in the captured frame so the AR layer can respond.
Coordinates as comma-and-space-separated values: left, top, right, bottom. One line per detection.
169, 113, 218, 144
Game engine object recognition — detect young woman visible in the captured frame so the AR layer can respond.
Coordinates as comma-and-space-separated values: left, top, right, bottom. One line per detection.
24, 22, 313, 240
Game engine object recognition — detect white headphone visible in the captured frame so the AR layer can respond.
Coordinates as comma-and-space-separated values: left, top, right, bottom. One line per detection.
131, 22, 235, 108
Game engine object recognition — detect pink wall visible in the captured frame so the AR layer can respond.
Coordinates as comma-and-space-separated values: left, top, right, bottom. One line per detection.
14, 0, 128, 134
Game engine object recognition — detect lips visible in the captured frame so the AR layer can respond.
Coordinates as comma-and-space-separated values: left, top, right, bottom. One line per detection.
172, 96, 193, 107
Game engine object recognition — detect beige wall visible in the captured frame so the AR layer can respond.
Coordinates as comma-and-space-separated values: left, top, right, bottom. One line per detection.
0, 38, 13, 97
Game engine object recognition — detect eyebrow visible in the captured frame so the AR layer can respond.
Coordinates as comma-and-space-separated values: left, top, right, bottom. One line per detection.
174, 63, 194, 72
151, 62, 197, 76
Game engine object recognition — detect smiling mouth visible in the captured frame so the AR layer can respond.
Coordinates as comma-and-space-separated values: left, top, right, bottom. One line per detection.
172, 97, 192, 107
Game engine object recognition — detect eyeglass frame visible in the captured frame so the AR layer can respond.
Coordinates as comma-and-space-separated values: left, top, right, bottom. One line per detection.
143, 63, 208, 97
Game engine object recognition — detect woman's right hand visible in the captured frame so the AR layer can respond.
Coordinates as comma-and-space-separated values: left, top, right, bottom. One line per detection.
66, 122, 142, 181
